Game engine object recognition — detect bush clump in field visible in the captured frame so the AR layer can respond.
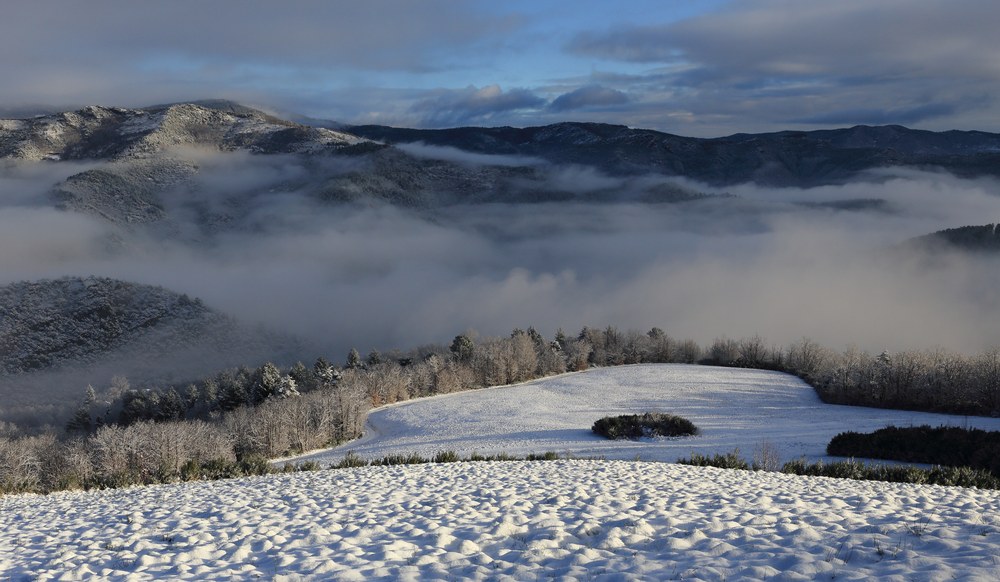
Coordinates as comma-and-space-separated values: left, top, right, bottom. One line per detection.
781, 458, 999, 489
675, 449, 1000, 489
826, 425, 1000, 477
678, 450, 750, 470
592, 412, 699, 440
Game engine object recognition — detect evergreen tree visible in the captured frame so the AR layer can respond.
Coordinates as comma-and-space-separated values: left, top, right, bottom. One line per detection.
274, 375, 300, 399
450, 335, 474, 362
251, 362, 283, 404
554, 328, 567, 350
201, 378, 219, 410
66, 405, 92, 433
527, 326, 545, 347
157, 388, 185, 420
216, 368, 250, 411
184, 384, 199, 411
346, 348, 363, 369
289, 361, 315, 392
313, 357, 337, 385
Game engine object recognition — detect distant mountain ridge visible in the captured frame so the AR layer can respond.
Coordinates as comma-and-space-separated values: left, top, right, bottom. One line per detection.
347, 122, 1000, 187
3, 101, 1000, 230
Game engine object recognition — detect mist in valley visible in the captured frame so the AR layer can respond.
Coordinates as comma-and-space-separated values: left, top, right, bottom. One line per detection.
2, 151, 1000, 372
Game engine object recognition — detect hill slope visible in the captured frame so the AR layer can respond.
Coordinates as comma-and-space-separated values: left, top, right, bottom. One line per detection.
290, 364, 1000, 466
0, 276, 303, 425
906, 224, 1000, 254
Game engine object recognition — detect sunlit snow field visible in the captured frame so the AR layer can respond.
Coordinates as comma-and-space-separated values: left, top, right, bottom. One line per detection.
4, 364, 1000, 581
290, 364, 1000, 465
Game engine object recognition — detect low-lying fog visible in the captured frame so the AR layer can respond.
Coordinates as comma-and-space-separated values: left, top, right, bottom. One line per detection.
2, 152, 999, 360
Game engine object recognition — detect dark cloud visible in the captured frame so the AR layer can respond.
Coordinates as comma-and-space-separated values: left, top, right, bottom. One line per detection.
794, 103, 959, 126
409, 85, 546, 127
549, 85, 628, 112
566, 0, 1000, 134
0, 0, 520, 110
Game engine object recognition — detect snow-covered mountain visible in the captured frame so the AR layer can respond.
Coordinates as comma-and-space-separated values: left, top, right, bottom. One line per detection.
0, 100, 367, 162
12, 101, 1000, 232
0, 276, 303, 425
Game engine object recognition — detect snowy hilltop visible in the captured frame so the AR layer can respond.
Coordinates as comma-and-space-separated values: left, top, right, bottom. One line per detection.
287, 364, 1000, 466
0, 100, 367, 162
0, 276, 303, 424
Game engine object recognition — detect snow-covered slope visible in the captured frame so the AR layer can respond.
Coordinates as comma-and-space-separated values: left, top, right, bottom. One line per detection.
0, 277, 303, 423
290, 364, 1000, 466
2, 460, 998, 580
0, 102, 366, 162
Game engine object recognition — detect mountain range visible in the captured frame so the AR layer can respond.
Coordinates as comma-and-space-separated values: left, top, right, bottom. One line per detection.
3, 100, 998, 426
3, 100, 1000, 230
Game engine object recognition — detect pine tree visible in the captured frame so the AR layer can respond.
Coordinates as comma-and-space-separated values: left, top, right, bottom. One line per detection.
313, 357, 337, 385
450, 335, 474, 362
346, 348, 363, 369
274, 375, 300, 399
66, 386, 94, 434
251, 362, 283, 404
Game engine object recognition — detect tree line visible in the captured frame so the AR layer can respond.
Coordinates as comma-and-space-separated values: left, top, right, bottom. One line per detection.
3, 326, 1000, 495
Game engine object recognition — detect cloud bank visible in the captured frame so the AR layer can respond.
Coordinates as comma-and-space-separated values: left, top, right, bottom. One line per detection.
2, 153, 999, 365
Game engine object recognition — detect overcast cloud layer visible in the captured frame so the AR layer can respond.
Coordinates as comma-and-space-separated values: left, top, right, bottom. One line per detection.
2, 154, 999, 361
2, 0, 997, 136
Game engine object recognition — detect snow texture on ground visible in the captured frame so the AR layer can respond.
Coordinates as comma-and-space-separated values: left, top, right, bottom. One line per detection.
290, 364, 1000, 466
2, 460, 999, 581
6, 364, 1000, 580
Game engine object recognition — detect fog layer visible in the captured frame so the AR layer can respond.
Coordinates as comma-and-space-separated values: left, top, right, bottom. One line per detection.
2, 154, 999, 360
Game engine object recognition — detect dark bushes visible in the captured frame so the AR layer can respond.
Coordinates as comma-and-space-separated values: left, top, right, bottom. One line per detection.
592, 413, 699, 440
782, 458, 999, 489
676, 448, 1000, 489
677, 450, 749, 470
827, 425, 1000, 477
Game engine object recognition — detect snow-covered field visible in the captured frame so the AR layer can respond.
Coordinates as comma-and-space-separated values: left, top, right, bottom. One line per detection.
290, 364, 1000, 466
3, 461, 999, 580
5, 364, 1000, 580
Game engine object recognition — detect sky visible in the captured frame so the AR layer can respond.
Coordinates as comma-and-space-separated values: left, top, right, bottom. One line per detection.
2, 0, 998, 136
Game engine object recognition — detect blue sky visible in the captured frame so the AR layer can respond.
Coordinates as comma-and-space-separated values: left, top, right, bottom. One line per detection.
2, 0, 997, 136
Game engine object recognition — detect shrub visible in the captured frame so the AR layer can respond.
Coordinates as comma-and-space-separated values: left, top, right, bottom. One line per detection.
678, 450, 750, 470
237, 455, 273, 476
592, 413, 699, 440
433, 450, 460, 463
780, 458, 1000, 489
827, 425, 1000, 477
334, 452, 368, 469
